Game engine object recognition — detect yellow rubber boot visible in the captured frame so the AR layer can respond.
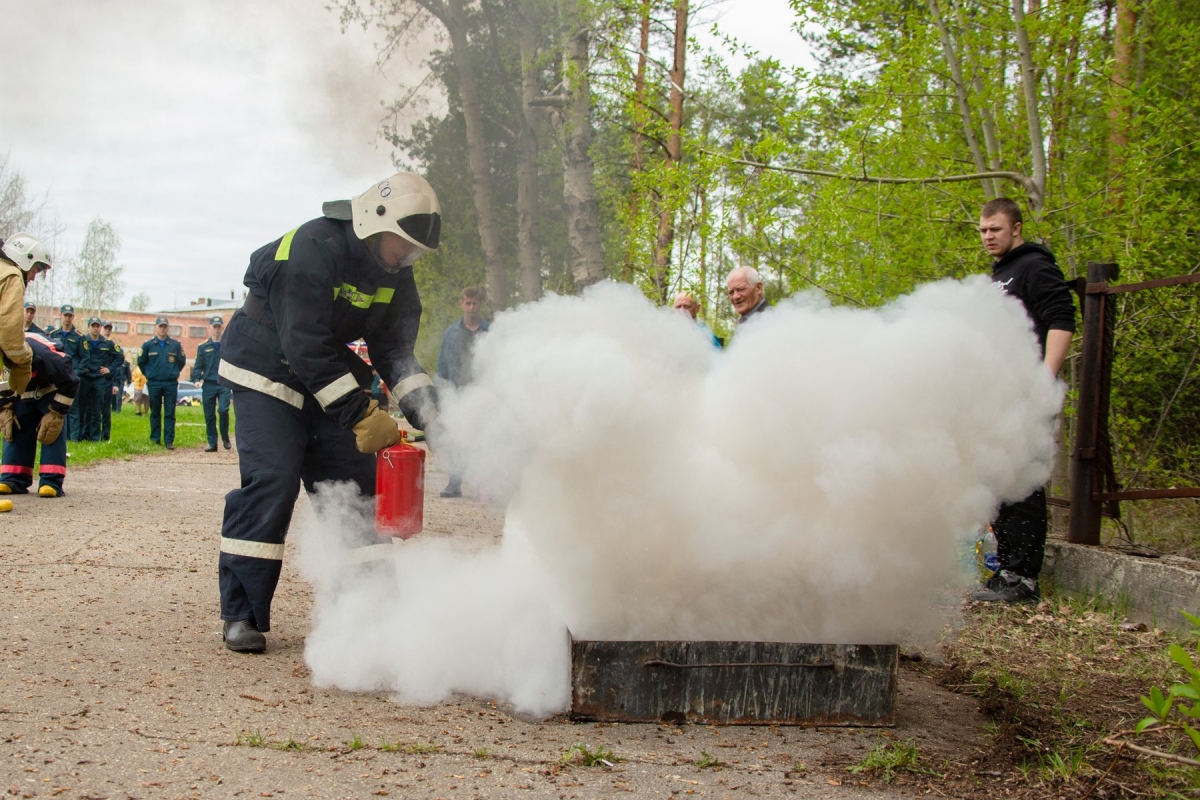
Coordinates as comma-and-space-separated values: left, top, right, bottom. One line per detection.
0, 484, 12, 494
0, 498, 11, 512
38, 486, 59, 498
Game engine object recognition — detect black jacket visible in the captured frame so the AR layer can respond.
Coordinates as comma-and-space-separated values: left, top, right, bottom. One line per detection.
22, 333, 79, 414
990, 242, 1076, 353
218, 217, 435, 430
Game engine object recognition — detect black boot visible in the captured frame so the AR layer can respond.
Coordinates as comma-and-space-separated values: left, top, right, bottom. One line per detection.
222, 620, 266, 653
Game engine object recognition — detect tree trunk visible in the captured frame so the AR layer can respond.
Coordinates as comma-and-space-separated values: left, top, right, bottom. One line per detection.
928, 0, 993, 197
1108, 0, 1137, 215
1012, 0, 1047, 215
622, 0, 653, 283
442, 0, 508, 307
517, 0, 544, 304
558, 0, 606, 289
651, 0, 687, 303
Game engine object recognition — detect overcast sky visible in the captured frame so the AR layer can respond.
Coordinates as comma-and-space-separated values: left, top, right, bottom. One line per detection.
2, 0, 804, 312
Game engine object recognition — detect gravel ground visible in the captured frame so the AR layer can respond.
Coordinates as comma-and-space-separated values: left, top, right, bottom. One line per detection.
0, 438, 989, 798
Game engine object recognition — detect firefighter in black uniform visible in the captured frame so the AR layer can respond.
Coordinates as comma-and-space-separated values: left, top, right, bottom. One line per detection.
78, 317, 118, 441
0, 332, 79, 498
48, 305, 84, 441
191, 315, 232, 451
216, 172, 441, 653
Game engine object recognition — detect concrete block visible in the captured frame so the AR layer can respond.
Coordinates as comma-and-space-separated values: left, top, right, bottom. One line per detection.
1043, 541, 1200, 633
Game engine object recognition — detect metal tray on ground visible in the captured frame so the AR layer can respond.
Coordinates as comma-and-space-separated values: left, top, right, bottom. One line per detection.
570, 638, 897, 726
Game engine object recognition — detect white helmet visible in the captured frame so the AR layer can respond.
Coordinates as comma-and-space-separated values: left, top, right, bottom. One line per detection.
350, 173, 441, 253
1, 232, 52, 274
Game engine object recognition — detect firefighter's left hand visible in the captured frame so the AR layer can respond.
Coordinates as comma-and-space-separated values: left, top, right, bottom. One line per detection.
36, 410, 64, 445
353, 400, 401, 453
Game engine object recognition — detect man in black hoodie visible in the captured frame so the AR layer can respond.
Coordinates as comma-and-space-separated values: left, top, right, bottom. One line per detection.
973, 197, 1076, 604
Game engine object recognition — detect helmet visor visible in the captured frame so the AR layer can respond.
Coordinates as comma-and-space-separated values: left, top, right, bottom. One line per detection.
399, 213, 441, 251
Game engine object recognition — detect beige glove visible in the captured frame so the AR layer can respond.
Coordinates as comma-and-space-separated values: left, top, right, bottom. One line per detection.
352, 399, 401, 454
6, 360, 31, 395
37, 409, 64, 445
0, 403, 17, 442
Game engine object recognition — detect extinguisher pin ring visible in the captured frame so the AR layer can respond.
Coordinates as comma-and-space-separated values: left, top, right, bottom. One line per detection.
382, 449, 394, 469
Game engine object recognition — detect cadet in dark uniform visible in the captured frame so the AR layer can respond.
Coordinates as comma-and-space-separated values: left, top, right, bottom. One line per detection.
136, 316, 186, 450
191, 315, 232, 452
23, 302, 45, 335
102, 322, 127, 416
215, 172, 441, 653
0, 333, 78, 497
78, 317, 118, 442
48, 305, 84, 442
99, 322, 124, 439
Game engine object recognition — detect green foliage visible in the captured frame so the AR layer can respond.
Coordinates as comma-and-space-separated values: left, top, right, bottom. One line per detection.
52, 404, 220, 470
277, 738, 306, 751
848, 738, 939, 783
695, 750, 723, 769
236, 730, 266, 747
347, 733, 364, 751
560, 742, 618, 767
1134, 611, 1200, 756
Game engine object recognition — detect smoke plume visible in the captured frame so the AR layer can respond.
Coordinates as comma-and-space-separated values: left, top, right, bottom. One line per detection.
297, 277, 1063, 717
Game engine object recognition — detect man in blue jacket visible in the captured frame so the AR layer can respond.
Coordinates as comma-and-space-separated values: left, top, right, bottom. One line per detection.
215, 172, 441, 653
191, 315, 232, 452
78, 317, 119, 442
136, 316, 186, 450
435, 286, 488, 497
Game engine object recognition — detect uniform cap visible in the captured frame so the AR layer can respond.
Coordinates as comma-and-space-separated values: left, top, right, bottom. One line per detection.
155, 316, 169, 325
102, 321, 113, 329
209, 315, 223, 325
87, 317, 102, 326
23, 301, 35, 310
60, 304, 75, 314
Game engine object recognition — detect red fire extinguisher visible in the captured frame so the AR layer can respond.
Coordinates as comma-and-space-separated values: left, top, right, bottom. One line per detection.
375, 432, 425, 539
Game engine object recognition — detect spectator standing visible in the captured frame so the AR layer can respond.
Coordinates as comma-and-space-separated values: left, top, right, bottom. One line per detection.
100, 322, 125, 438
971, 197, 1076, 605
136, 316, 186, 450
77, 317, 118, 441
23, 302, 44, 334
436, 286, 488, 498
726, 267, 769, 326
215, 172, 441, 652
48, 305, 84, 442
672, 291, 722, 348
0, 333, 78, 498
130, 365, 148, 416
191, 315, 233, 452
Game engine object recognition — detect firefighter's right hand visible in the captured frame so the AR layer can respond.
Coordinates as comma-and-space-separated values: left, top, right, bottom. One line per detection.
353, 400, 401, 453
36, 410, 64, 445
0, 400, 17, 443
5, 359, 31, 396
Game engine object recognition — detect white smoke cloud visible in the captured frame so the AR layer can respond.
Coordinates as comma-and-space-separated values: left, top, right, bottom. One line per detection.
296, 277, 1063, 717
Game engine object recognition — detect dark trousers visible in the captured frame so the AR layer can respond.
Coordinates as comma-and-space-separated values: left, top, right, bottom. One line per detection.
111, 382, 124, 412
65, 394, 81, 441
99, 382, 113, 440
147, 380, 178, 445
994, 488, 1047, 582
218, 389, 375, 631
201, 383, 232, 447
77, 376, 106, 441
0, 396, 68, 494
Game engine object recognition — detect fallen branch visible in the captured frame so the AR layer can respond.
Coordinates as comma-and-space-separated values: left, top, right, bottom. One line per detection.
698, 149, 1040, 207
1102, 735, 1200, 767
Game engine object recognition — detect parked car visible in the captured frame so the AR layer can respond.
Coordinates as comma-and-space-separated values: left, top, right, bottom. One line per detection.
177, 380, 203, 406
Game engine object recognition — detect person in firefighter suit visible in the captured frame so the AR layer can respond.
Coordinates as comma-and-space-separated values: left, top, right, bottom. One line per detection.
78, 317, 118, 441
215, 172, 441, 653
48, 305, 84, 442
191, 315, 232, 452
1, 233, 52, 407
136, 316, 186, 450
0, 332, 78, 498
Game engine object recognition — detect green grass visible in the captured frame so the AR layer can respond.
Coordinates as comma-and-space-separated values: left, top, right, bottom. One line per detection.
236, 730, 266, 747
560, 743, 618, 767
848, 739, 940, 783
52, 404, 229, 469
695, 750, 724, 769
